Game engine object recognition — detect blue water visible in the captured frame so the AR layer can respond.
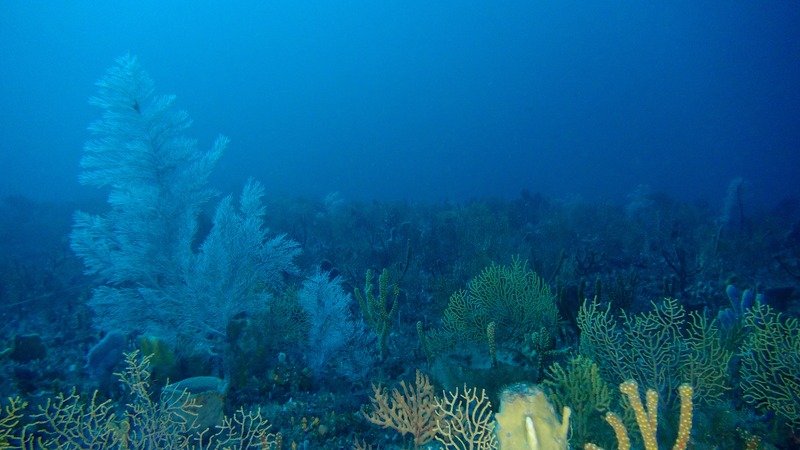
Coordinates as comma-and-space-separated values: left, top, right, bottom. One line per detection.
2, 1, 798, 206
3, 4, 800, 448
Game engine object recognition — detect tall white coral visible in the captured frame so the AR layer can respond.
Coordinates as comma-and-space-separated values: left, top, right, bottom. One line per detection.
71, 55, 298, 354
298, 271, 373, 380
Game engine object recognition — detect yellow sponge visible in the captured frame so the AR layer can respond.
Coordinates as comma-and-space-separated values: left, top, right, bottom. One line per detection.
495, 383, 571, 450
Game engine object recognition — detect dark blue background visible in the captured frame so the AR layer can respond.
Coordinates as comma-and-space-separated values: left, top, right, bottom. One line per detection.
2, 1, 798, 207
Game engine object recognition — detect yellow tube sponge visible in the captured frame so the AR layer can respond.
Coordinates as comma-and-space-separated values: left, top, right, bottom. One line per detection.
673, 384, 693, 450
585, 381, 694, 450
604, 412, 630, 450
619, 380, 658, 450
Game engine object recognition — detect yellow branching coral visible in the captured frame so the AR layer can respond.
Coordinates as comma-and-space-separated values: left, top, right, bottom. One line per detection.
362, 370, 439, 449
352, 437, 379, 450
0, 396, 27, 448
428, 257, 558, 361
11, 351, 276, 449
29, 389, 123, 449
543, 355, 611, 444
578, 297, 730, 407
740, 303, 800, 431
436, 385, 498, 449
468, 257, 559, 344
